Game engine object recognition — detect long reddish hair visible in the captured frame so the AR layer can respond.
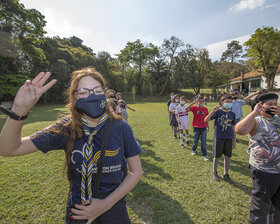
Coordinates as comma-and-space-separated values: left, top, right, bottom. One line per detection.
52, 67, 121, 190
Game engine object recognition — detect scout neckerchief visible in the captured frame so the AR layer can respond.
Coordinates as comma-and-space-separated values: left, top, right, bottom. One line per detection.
261, 115, 280, 135
80, 113, 108, 204
220, 107, 230, 132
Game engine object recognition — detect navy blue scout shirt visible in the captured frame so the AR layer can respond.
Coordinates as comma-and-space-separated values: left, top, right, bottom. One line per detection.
31, 118, 141, 205
210, 109, 236, 139
167, 99, 172, 107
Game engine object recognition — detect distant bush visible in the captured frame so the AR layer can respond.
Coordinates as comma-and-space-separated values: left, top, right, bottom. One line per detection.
0, 74, 29, 101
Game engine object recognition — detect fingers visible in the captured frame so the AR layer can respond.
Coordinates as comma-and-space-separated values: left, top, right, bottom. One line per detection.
37, 72, 51, 86
32, 72, 54, 89
32, 72, 45, 84
71, 214, 87, 220
40, 79, 57, 92
71, 208, 85, 216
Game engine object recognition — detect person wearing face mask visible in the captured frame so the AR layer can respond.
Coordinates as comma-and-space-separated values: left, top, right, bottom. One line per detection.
0, 67, 143, 224
235, 92, 280, 224
204, 95, 237, 183
185, 96, 209, 161
167, 92, 175, 131
169, 94, 180, 139
231, 91, 262, 135
175, 96, 190, 148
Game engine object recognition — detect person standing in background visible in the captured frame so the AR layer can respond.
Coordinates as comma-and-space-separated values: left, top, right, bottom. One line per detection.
205, 95, 236, 183
175, 96, 190, 148
167, 92, 175, 131
169, 94, 180, 139
185, 96, 209, 161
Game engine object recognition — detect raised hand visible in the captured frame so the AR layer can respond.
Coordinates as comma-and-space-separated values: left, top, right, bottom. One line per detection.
12, 72, 57, 116
212, 105, 220, 113
253, 102, 262, 115
270, 105, 280, 116
232, 139, 236, 149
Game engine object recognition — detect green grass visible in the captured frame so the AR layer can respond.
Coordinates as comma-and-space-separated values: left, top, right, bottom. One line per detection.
0, 102, 253, 224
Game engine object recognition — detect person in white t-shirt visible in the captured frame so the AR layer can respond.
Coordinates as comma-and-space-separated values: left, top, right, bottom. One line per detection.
175, 96, 190, 148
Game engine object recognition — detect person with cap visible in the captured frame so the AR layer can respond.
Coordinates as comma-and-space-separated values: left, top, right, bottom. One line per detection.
235, 92, 280, 224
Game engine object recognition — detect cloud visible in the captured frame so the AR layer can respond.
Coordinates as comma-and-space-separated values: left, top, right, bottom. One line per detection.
229, 0, 267, 11
205, 34, 251, 61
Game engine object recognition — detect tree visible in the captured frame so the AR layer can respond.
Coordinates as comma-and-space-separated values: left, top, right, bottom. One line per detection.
220, 40, 248, 79
158, 36, 184, 96
174, 46, 211, 95
244, 27, 280, 90
0, 0, 47, 75
117, 39, 158, 94
221, 40, 243, 63
206, 62, 230, 95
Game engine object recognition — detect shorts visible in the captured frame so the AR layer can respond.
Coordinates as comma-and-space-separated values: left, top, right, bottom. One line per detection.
65, 193, 130, 224
178, 118, 189, 130
214, 138, 232, 158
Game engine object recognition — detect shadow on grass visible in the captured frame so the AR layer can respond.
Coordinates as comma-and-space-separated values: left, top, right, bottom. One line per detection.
140, 148, 170, 180
216, 158, 251, 196
128, 180, 194, 224
230, 181, 251, 196
235, 138, 249, 145
230, 159, 251, 178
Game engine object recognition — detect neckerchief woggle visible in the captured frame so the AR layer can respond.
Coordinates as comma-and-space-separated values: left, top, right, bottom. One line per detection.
80, 113, 108, 204
220, 106, 229, 132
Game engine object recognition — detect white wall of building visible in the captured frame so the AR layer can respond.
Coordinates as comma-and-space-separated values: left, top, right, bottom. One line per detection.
260, 73, 280, 89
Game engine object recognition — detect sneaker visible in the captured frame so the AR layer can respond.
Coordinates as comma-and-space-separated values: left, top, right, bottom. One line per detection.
186, 141, 190, 146
174, 135, 177, 139
236, 139, 239, 143
212, 171, 220, 181
191, 151, 196, 155
203, 156, 209, 161
180, 144, 184, 149
223, 174, 233, 183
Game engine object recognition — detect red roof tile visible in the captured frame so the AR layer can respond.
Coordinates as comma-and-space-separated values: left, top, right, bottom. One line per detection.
231, 65, 280, 82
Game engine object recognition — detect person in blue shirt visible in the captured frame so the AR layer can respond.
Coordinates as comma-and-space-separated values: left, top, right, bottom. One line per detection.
0, 67, 143, 224
232, 90, 265, 144
205, 95, 236, 183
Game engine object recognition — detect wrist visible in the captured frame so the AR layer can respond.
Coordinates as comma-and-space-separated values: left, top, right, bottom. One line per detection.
11, 105, 30, 117
103, 197, 114, 210
251, 110, 260, 117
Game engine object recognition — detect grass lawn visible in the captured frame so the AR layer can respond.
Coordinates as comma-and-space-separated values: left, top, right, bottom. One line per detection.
0, 101, 253, 224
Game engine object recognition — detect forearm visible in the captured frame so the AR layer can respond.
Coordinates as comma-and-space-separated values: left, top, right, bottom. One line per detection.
0, 117, 24, 156
244, 92, 258, 103
204, 111, 214, 123
185, 101, 196, 110
104, 167, 142, 209
235, 111, 258, 135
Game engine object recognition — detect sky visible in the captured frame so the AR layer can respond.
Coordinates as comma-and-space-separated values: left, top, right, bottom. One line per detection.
20, 0, 280, 61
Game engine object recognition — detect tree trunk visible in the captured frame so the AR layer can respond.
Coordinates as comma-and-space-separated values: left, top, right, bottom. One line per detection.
158, 70, 170, 96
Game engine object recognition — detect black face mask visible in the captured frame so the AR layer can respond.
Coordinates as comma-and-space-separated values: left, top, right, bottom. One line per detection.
76, 94, 106, 118
265, 108, 275, 117
233, 97, 238, 100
